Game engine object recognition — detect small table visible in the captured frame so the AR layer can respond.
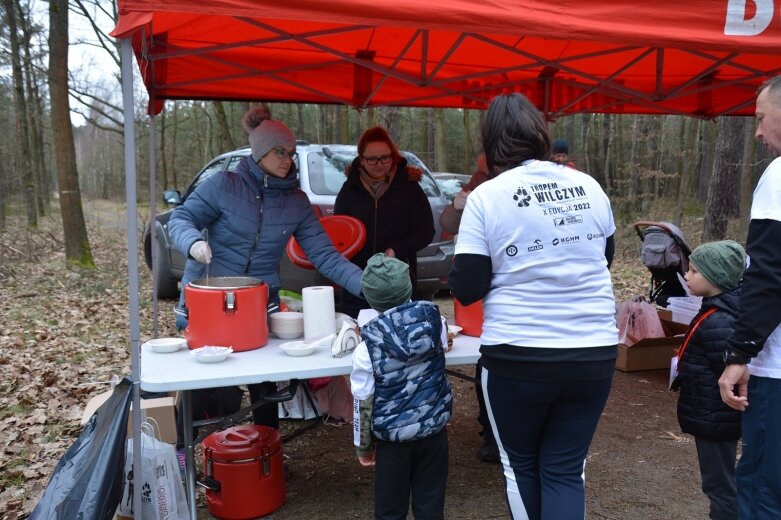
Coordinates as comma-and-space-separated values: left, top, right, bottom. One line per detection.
140, 333, 481, 518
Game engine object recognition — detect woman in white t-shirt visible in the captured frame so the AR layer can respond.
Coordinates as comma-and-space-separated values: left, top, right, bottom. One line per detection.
448, 93, 618, 520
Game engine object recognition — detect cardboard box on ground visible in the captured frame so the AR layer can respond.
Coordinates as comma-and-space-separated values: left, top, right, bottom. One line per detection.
615, 306, 689, 372
81, 390, 177, 445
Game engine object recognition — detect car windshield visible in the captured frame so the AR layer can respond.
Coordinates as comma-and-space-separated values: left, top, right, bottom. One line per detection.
306, 149, 442, 198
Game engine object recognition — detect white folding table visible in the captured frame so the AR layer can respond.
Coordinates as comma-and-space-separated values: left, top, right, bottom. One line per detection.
140, 333, 481, 518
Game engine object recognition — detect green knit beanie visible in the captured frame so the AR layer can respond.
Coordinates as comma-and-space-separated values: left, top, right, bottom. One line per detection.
689, 240, 746, 291
361, 253, 413, 312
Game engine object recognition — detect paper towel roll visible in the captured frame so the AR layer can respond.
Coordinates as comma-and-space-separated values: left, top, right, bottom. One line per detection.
302, 286, 336, 342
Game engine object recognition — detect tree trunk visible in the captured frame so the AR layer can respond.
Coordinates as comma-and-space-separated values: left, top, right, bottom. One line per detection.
384, 107, 401, 143
739, 120, 758, 242
18, 0, 49, 216
702, 117, 744, 241
673, 116, 688, 227
697, 121, 716, 204
171, 101, 179, 188
48, 0, 94, 267
434, 108, 447, 172
213, 101, 235, 152
296, 104, 304, 139
579, 113, 590, 175
340, 105, 351, 143
601, 114, 613, 193
4, 0, 37, 227
160, 107, 168, 190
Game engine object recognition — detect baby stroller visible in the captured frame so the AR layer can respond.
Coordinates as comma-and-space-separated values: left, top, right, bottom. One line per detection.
633, 221, 692, 307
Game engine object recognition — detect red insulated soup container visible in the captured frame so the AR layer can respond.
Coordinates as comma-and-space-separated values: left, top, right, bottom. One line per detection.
202, 425, 285, 519
454, 298, 483, 337
184, 277, 268, 352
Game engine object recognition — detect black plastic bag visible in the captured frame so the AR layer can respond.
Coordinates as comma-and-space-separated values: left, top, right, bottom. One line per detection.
31, 378, 132, 520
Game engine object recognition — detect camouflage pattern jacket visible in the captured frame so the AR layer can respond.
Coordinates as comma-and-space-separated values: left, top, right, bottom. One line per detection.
357, 301, 452, 448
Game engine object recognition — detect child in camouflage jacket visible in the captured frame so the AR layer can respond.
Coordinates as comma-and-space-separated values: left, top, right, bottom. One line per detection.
350, 253, 452, 520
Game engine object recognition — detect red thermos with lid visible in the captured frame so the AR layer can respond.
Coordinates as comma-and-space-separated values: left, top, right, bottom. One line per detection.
202, 425, 285, 519
184, 276, 268, 352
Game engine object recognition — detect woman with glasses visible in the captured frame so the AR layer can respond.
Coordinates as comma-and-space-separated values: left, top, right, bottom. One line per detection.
167, 106, 364, 443
334, 126, 435, 317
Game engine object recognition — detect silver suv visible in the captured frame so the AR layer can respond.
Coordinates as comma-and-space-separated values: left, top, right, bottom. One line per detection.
143, 142, 455, 300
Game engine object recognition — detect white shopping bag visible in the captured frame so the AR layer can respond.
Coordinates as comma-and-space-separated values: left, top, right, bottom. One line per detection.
118, 423, 190, 519
277, 381, 321, 420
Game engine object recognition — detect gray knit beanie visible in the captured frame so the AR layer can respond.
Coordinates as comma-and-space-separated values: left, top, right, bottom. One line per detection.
247, 119, 296, 162
689, 240, 746, 291
361, 253, 413, 313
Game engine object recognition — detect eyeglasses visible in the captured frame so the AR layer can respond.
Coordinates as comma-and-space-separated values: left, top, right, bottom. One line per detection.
271, 147, 297, 161
361, 154, 392, 166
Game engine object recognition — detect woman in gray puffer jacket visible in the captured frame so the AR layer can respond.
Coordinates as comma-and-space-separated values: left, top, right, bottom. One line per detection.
168, 106, 363, 433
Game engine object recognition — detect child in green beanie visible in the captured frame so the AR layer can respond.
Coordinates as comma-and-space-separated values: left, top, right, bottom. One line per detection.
674, 240, 746, 520
350, 253, 452, 519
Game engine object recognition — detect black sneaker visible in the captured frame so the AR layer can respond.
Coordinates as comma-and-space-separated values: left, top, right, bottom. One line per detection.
478, 441, 500, 463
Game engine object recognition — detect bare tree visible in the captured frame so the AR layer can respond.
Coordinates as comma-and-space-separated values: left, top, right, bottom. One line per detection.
3, 0, 36, 227
212, 101, 235, 152
434, 108, 446, 171
702, 117, 745, 241
49, 0, 94, 267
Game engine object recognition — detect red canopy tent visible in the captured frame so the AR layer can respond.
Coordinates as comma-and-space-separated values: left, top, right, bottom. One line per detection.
113, 0, 781, 118
111, 1, 781, 516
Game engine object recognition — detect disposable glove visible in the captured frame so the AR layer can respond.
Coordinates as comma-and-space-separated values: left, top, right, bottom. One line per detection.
189, 241, 212, 264
453, 190, 470, 211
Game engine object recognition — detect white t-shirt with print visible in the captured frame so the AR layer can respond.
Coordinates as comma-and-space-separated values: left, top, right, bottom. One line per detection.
748, 157, 781, 378
455, 160, 618, 348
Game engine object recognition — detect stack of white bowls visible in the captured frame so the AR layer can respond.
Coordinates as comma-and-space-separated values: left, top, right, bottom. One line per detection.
269, 312, 304, 339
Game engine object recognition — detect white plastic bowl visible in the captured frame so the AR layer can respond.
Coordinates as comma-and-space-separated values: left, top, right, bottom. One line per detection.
270, 312, 304, 338
448, 325, 463, 336
190, 346, 233, 363
274, 330, 304, 339
279, 341, 316, 357
145, 337, 187, 353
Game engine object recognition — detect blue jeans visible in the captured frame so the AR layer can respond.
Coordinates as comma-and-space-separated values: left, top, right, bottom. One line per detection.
737, 375, 781, 520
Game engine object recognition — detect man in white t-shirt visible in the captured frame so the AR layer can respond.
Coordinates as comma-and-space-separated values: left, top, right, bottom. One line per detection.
719, 75, 781, 520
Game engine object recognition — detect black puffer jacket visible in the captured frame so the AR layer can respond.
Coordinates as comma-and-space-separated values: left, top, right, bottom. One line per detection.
334, 157, 435, 287
676, 288, 742, 441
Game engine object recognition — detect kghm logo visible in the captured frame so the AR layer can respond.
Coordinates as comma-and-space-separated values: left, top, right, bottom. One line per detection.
527, 239, 543, 252
587, 233, 605, 240
513, 186, 531, 207
553, 236, 580, 246
506, 245, 518, 256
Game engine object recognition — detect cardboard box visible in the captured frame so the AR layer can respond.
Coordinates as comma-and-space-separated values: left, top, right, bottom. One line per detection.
615, 309, 689, 372
81, 391, 177, 444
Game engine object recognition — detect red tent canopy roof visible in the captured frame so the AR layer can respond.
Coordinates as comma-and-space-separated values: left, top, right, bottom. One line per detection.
113, 0, 781, 117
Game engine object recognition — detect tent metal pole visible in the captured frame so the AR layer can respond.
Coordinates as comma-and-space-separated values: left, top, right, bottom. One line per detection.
121, 36, 144, 519
149, 102, 158, 338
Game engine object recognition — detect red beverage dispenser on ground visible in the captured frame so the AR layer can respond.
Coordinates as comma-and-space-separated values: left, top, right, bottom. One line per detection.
184, 277, 268, 351
454, 298, 483, 337
202, 425, 285, 519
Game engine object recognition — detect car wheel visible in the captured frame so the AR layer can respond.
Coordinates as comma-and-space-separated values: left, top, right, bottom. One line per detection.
153, 251, 180, 299
145, 233, 180, 299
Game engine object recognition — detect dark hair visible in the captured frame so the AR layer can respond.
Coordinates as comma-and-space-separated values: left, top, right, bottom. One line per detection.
357, 126, 402, 164
481, 94, 550, 176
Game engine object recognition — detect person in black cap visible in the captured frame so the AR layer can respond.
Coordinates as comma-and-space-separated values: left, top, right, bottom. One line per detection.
551, 138, 575, 167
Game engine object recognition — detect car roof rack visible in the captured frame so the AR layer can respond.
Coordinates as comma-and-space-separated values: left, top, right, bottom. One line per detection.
296, 139, 310, 146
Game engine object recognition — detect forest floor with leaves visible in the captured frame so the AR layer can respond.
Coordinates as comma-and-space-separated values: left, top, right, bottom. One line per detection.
0, 199, 715, 519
